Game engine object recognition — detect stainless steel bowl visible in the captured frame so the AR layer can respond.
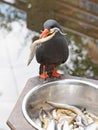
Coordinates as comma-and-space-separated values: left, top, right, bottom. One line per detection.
22, 79, 98, 130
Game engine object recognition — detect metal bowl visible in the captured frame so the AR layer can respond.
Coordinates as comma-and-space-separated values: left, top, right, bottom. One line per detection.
22, 79, 98, 130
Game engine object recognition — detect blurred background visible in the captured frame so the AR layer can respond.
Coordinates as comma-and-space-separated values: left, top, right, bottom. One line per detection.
0, 0, 98, 129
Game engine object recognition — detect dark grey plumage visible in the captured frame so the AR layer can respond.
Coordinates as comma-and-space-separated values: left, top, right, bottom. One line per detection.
36, 19, 69, 66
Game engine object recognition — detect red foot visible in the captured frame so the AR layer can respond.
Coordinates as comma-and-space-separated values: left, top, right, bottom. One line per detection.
39, 72, 49, 79
52, 70, 63, 78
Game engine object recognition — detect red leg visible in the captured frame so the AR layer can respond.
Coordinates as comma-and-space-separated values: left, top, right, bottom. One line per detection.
39, 72, 49, 79
52, 66, 63, 78
39, 65, 49, 79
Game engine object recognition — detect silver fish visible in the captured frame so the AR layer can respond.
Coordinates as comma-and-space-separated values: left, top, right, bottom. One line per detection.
39, 107, 48, 120
27, 30, 57, 65
38, 107, 49, 129
62, 121, 72, 130
47, 119, 57, 130
75, 121, 98, 130
46, 101, 88, 126
33, 118, 42, 128
87, 112, 98, 121
85, 121, 98, 130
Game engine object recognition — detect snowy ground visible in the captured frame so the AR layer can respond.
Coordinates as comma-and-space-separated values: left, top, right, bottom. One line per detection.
0, 20, 39, 130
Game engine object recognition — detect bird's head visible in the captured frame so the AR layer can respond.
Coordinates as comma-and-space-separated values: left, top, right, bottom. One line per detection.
40, 19, 64, 38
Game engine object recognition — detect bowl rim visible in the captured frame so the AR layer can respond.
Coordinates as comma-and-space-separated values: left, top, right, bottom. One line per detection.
22, 79, 98, 130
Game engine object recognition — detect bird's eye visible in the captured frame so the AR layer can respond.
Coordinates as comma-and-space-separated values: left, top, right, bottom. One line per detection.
51, 25, 55, 28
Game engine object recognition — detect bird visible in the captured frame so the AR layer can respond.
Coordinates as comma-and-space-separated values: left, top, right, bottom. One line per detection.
27, 19, 69, 79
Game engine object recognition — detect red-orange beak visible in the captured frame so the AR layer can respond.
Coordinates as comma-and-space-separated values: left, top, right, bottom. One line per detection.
40, 29, 50, 38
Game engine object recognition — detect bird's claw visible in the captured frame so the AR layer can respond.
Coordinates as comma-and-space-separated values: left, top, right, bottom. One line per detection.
52, 70, 63, 78
39, 72, 49, 79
